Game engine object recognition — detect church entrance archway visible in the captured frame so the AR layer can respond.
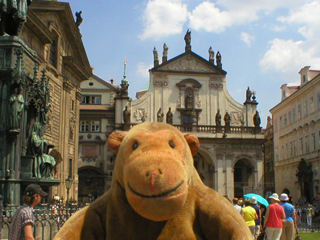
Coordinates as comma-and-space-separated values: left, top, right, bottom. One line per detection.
233, 159, 254, 198
194, 152, 214, 188
78, 167, 106, 203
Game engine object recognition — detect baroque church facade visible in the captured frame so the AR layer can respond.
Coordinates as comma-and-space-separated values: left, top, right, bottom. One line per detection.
115, 32, 266, 199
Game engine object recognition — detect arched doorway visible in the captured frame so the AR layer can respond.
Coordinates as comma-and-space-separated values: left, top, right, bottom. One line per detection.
234, 159, 254, 198
78, 167, 106, 203
194, 152, 214, 188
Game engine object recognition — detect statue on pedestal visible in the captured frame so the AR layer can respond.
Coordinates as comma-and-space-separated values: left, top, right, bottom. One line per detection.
253, 110, 261, 127
224, 112, 231, 126
123, 106, 131, 124
30, 122, 56, 178
0, 0, 33, 36
166, 107, 173, 124
246, 87, 252, 102
157, 108, 164, 122
9, 86, 24, 130
215, 110, 221, 126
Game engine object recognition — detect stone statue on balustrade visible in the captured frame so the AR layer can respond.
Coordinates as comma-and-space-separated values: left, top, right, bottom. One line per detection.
157, 108, 164, 122
30, 122, 56, 179
166, 107, 173, 124
215, 109, 221, 126
224, 111, 231, 126
9, 86, 24, 131
253, 110, 261, 127
123, 106, 131, 124
246, 87, 252, 102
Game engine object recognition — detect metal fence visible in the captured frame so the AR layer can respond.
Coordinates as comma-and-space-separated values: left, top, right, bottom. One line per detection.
1, 202, 86, 240
1, 202, 320, 239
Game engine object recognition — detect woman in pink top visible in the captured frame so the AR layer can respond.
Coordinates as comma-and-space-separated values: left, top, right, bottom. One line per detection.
263, 193, 286, 240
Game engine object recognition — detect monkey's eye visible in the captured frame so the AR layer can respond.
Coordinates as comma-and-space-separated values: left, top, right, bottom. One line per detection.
133, 141, 139, 150
169, 141, 175, 149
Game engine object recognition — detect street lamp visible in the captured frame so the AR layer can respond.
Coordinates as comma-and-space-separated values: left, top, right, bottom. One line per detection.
65, 176, 73, 207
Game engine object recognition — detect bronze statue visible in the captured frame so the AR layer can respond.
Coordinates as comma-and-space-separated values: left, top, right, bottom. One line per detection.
0, 0, 32, 36
30, 122, 56, 178
246, 87, 252, 102
123, 106, 131, 124
184, 29, 191, 46
75, 11, 83, 27
9, 86, 24, 130
224, 112, 231, 126
215, 109, 221, 126
163, 43, 168, 57
253, 110, 261, 127
166, 107, 173, 124
157, 108, 164, 122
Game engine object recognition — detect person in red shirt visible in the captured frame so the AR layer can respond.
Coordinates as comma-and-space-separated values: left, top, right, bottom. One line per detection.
263, 193, 286, 240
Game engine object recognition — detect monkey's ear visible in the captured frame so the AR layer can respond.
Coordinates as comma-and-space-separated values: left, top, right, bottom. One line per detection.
184, 134, 200, 156
107, 131, 127, 154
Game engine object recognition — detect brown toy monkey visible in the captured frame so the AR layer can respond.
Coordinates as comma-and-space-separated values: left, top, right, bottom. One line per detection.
54, 122, 252, 240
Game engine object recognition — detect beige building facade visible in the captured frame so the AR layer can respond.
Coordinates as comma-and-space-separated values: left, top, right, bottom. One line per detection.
78, 75, 117, 202
270, 66, 320, 203
22, 0, 92, 201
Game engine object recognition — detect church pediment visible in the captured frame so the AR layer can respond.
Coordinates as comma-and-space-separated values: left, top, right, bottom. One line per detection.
153, 52, 226, 75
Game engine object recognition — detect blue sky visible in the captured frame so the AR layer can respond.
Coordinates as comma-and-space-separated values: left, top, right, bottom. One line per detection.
62, 0, 320, 127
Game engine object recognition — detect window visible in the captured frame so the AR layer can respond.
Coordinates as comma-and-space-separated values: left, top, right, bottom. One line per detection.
311, 133, 316, 152
290, 142, 293, 157
80, 120, 101, 132
293, 140, 296, 156
80, 121, 89, 132
305, 135, 309, 154
288, 111, 292, 125
299, 138, 303, 155
49, 38, 57, 67
310, 97, 314, 113
304, 100, 308, 116
275, 119, 278, 132
298, 104, 302, 119
81, 95, 101, 104
317, 93, 320, 110
280, 117, 283, 128
91, 121, 100, 132
292, 108, 296, 122
284, 114, 287, 126
281, 145, 284, 160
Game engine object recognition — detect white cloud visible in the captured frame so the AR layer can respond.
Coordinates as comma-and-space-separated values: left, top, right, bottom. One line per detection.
240, 32, 254, 46
139, 0, 188, 40
259, 38, 320, 74
136, 62, 152, 78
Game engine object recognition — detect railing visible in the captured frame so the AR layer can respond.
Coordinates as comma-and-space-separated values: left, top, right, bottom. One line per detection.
1, 202, 86, 240
126, 123, 262, 134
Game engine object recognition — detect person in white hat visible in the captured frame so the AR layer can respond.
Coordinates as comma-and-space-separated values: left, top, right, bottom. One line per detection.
279, 193, 296, 240
263, 193, 286, 240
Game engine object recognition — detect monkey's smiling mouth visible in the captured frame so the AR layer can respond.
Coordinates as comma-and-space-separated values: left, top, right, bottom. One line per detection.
128, 180, 184, 199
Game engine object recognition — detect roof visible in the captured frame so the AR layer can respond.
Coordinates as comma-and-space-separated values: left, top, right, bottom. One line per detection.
151, 50, 227, 75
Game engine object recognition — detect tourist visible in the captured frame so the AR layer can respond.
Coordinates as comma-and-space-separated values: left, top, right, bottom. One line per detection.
263, 193, 286, 240
242, 199, 258, 238
9, 184, 47, 240
280, 193, 296, 240
250, 196, 261, 239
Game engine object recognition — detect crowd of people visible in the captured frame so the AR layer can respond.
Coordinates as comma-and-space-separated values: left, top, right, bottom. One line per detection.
232, 193, 301, 240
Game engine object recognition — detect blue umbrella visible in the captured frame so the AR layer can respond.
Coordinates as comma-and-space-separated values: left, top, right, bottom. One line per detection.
244, 193, 269, 207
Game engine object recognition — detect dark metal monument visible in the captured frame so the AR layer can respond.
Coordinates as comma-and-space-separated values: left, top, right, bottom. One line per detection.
0, 1, 59, 206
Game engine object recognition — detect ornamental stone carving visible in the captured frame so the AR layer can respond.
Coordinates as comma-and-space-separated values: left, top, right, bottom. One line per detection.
216, 152, 224, 159
153, 79, 168, 87
133, 108, 148, 122
164, 55, 211, 72
209, 82, 223, 90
